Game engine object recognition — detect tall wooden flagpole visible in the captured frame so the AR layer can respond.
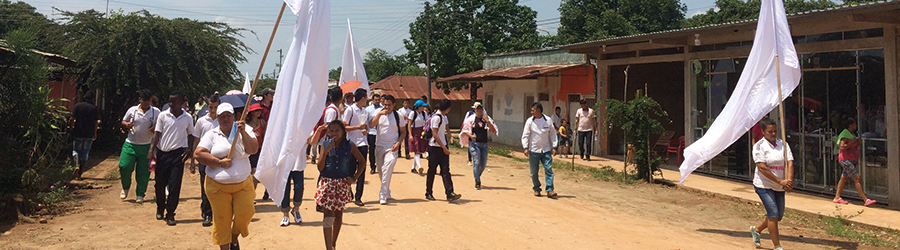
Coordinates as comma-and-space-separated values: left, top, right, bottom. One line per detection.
774, 56, 789, 167
228, 2, 288, 159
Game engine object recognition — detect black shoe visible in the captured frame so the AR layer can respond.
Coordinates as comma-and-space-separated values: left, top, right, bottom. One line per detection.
447, 193, 462, 202
370, 169, 376, 174
202, 215, 212, 227
316, 205, 324, 212
354, 200, 365, 206
230, 243, 240, 250
585, 158, 591, 161
262, 191, 269, 201
580, 155, 584, 160
475, 182, 481, 190
166, 216, 176, 226
425, 194, 436, 201
311, 158, 316, 164
411, 168, 418, 174
156, 211, 164, 220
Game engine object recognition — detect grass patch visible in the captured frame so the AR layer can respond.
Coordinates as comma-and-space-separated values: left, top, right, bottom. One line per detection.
817, 215, 898, 247
488, 147, 511, 157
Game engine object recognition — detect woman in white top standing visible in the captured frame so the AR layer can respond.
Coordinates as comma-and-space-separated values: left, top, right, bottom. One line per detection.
407, 100, 429, 175
749, 118, 793, 250
193, 103, 259, 250
118, 89, 160, 203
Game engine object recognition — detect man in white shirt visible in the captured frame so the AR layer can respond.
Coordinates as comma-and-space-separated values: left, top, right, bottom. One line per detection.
368, 95, 407, 205
575, 99, 598, 161
149, 91, 195, 225
365, 94, 383, 174
397, 100, 412, 159
550, 106, 562, 153
343, 89, 369, 207
118, 89, 160, 204
426, 99, 463, 202
190, 93, 220, 227
522, 102, 558, 198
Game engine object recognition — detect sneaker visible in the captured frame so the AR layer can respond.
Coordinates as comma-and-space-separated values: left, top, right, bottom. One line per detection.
411, 168, 418, 174
379, 199, 387, 205
120, 190, 128, 199
156, 211, 164, 220
467, 161, 473, 166
425, 194, 436, 201
261, 191, 269, 201
750, 226, 761, 247
354, 200, 365, 207
865, 199, 877, 207
291, 209, 302, 224
135, 196, 144, 204
316, 205, 324, 213
547, 191, 558, 198
311, 158, 316, 164
280, 216, 290, 226
230, 243, 240, 250
534, 191, 542, 197
447, 193, 462, 202
475, 182, 481, 190
166, 216, 176, 226
370, 169, 376, 174
773, 247, 783, 250
202, 215, 213, 227
418, 168, 425, 175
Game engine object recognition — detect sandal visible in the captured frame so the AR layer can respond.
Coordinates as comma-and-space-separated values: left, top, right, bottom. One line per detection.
833, 198, 849, 204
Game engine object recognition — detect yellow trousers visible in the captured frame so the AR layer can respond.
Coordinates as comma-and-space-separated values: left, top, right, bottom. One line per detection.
205, 175, 255, 245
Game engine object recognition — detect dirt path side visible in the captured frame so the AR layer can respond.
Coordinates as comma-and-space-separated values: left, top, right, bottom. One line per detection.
0, 145, 888, 250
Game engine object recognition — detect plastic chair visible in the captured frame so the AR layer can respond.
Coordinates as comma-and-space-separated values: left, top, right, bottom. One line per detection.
665, 136, 685, 165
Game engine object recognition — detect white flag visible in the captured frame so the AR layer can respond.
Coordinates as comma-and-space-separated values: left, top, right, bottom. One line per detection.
255, 0, 329, 206
242, 73, 251, 94
679, 0, 800, 183
338, 19, 369, 92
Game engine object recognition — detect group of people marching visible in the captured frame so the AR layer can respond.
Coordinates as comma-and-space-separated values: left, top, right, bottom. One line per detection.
111, 85, 573, 250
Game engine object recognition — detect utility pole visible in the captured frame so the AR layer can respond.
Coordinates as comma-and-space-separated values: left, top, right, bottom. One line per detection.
425, 1, 432, 107
276, 49, 284, 78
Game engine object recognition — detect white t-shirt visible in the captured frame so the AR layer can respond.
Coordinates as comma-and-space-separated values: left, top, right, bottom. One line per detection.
342, 104, 368, 147
197, 125, 256, 184
122, 105, 160, 145
154, 110, 194, 152
575, 108, 595, 132
192, 115, 218, 142
752, 138, 794, 191
397, 107, 411, 120
324, 103, 340, 123
550, 113, 561, 129
429, 111, 449, 147
365, 104, 382, 135
374, 109, 407, 147
407, 110, 428, 128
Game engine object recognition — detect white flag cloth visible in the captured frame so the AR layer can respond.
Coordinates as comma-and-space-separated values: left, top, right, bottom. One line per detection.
679, 0, 800, 184
338, 19, 369, 93
242, 73, 251, 94
255, 0, 329, 206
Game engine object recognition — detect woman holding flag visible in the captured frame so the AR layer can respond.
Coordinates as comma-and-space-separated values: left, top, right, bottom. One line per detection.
749, 118, 793, 250
193, 103, 259, 250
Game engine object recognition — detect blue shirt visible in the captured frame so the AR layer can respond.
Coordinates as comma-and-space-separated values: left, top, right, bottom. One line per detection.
321, 139, 356, 179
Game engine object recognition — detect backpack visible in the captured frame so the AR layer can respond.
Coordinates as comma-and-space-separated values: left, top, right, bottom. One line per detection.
316, 105, 340, 129
422, 114, 443, 141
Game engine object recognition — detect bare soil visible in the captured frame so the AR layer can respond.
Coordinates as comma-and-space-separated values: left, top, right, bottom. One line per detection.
0, 146, 893, 250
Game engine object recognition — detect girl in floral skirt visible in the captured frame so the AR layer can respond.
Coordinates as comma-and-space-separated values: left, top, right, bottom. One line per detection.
312, 120, 365, 250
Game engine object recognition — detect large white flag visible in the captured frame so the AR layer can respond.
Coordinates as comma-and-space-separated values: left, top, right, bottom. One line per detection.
338, 19, 369, 92
242, 73, 251, 94
679, 0, 800, 183
255, 0, 329, 206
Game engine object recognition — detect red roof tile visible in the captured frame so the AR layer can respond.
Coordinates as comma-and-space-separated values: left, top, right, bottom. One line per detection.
370, 75, 482, 101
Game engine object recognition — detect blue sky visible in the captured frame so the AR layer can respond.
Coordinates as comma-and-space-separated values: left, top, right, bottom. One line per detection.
25, 0, 718, 78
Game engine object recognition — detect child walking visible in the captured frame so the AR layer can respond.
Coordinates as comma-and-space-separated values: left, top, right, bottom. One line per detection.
558, 119, 573, 158
313, 120, 365, 250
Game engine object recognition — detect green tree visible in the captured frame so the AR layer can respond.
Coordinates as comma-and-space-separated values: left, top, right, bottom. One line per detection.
404, 0, 542, 92
600, 96, 668, 182
0, 0, 63, 53
363, 48, 402, 82
60, 9, 251, 131
682, 0, 837, 28
328, 66, 342, 80
398, 65, 426, 76
558, 0, 686, 44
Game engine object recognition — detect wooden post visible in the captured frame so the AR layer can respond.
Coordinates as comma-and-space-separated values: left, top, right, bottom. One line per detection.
228, 2, 288, 159
774, 56, 789, 174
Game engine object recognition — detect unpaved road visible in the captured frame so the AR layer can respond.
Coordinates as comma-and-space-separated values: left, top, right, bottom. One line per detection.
0, 146, 889, 250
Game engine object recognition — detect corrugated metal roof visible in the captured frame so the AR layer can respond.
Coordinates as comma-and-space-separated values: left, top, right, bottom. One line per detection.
370, 75, 482, 101
561, 0, 899, 50
436, 63, 587, 82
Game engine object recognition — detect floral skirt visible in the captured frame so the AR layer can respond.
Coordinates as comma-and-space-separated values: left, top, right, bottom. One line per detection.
409, 126, 428, 153
314, 177, 352, 211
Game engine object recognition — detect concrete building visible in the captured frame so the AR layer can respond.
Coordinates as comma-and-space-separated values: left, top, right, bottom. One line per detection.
560, 1, 900, 208
439, 48, 595, 148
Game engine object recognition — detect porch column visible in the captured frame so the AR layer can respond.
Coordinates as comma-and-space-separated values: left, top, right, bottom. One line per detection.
884, 24, 900, 208
597, 49, 609, 156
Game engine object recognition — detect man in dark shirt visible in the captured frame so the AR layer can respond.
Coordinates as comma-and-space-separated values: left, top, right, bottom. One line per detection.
71, 90, 101, 179
460, 102, 497, 190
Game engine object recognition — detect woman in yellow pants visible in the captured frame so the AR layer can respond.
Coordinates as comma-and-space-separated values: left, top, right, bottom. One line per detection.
193, 103, 259, 250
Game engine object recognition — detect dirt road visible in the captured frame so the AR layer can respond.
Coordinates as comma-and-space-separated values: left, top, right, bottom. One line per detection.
0, 146, 887, 250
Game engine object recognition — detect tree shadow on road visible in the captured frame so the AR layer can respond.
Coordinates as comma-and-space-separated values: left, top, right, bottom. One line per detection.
449, 199, 482, 205
479, 186, 516, 191
696, 228, 860, 249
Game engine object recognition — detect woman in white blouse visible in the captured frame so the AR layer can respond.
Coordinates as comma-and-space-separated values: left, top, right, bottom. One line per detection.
193, 103, 259, 250
749, 118, 793, 250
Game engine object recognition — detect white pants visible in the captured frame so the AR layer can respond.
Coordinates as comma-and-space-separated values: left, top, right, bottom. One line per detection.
375, 145, 398, 201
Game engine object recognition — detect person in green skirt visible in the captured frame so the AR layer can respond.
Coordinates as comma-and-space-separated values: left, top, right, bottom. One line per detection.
119, 89, 161, 203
